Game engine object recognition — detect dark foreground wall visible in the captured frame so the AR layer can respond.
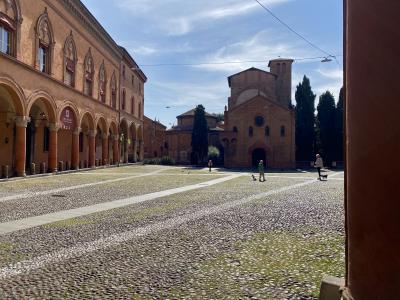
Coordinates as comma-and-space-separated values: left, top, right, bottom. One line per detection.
346, 1, 400, 299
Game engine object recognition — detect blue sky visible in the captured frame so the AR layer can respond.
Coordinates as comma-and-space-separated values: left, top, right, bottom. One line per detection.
81, 0, 343, 127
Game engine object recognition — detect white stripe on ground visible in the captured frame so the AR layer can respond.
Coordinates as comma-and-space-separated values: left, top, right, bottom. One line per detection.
0, 174, 243, 235
0, 169, 164, 203
0, 178, 316, 279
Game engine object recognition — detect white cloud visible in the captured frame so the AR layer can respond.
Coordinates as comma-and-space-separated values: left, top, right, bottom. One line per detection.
117, 0, 292, 36
194, 30, 317, 73
317, 68, 343, 80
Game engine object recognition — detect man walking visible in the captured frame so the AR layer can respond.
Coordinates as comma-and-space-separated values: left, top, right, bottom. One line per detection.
208, 159, 213, 172
314, 154, 324, 180
258, 160, 265, 182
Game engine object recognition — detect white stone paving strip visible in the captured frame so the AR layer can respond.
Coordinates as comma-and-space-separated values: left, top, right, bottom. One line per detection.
0, 169, 164, 203
0, 174, 243, 235
0, 177, 317, 279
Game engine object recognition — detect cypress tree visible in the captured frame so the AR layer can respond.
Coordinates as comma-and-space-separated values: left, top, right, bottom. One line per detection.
191, 105, 209, 165
295, 76, 316, 161
317, 91, 337, 165
335, 87, 344, 162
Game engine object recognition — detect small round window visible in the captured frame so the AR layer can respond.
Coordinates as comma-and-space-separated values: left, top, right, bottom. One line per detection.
255, 116, 264, 127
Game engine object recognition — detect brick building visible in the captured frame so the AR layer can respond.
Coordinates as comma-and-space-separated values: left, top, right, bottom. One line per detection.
143, 116, 167, 159
220, 59, 296, 168
0, 0, 146, 177
166, 109, 223, 164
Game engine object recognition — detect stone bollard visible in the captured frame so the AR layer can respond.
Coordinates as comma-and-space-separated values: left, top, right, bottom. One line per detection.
58, 161, 64, 172
2, 165, 9, 179
40, 162, 46, 174
30, 163, 36, 175
95, 159, 99, 167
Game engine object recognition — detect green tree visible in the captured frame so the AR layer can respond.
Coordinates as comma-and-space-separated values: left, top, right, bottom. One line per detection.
335, 87, 344, 162
295, 76, 316, 161
317, 91, 337, 165
191, 105, 209, 164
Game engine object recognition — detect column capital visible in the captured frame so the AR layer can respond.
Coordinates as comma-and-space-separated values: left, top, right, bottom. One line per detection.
48, 123, 59, 132
102, 133, 109, 139
73, 127, 82, 135
114, 135, 119, 141
88, 130, 97, 138
15, 116, 30, 128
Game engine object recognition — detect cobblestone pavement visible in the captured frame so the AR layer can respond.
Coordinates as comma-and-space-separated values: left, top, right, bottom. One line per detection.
0, 166, 344, 299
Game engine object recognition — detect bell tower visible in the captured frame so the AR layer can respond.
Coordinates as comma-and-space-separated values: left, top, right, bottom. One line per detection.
268, 59, 294, 107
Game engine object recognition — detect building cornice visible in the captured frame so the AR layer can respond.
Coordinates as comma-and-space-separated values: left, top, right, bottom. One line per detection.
57, 0, 122, 61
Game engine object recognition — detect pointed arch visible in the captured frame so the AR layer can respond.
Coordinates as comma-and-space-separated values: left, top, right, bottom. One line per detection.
63, 31, 77, 87
83, 48, 94, 97
110, 71, 117, 108
35, 7, 54, 74
0, 0, 22, 57
98, 61, 107, 103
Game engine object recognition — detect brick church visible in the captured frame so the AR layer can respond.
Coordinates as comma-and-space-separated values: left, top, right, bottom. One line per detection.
166, 59, 296, 169
220, 59, 296, 168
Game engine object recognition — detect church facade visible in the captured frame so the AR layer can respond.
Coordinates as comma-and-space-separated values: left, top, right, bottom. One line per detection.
220, 59, 296, 168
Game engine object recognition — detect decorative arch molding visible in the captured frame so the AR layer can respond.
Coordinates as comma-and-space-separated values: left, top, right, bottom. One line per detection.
26, 90, 57, 122
95, 115, 108, 133
98, 60, 107, 103
79, 110, 96, 131
34, 7, 55, 74
110, 71, 117, 108
0, 0, 22, 57
109, 120, 118, 135
83, 48, 95, 97
0, 74, 26, 115
63, 31, 77, 87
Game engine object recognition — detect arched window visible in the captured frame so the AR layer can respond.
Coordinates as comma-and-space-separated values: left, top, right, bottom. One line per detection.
265, 126, 270, 137
63, 31, 77, 87
249, 126, 254, 137
35, 8, 54, 74
122, 89, 126, 110
83, 48, 94, 96
131, 96, 135, 114
282, 63, 287, 73
110, 71, 117, 108
138, 102, 142, 119
99, 61, 107, 103
280, 125, 286, 137
233, 126, 238, 133
0, 0, 21, 57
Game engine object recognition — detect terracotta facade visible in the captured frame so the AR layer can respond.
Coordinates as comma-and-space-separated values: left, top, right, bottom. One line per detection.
143, 116, 167, 159
0, 0, 146, 177
221, 60, 296, 168
166, 109, 222, 164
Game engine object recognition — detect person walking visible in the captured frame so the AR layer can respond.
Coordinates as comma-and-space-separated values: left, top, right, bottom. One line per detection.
258, 160, 265, 182
208, 159, 213, 172
314, 154, 324, 180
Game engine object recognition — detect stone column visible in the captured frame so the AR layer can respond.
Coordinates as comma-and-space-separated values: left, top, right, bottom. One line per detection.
48, 123, 59, 173
88, 130, 96, 168
113, 135, 119, 165
345, 1, 400, 299
72, 127, 81, 170
139, 141, 144, 161
102, 133, 109, 165
133, 140, 138, 162
14, 117, 29, 177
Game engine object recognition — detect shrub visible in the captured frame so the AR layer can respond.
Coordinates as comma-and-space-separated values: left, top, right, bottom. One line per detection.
143, 156, 175, 166
208, 146, 220, 160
